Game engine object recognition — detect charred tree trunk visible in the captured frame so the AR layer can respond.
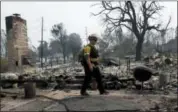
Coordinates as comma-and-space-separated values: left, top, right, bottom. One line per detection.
63, 53, 66, 64
135, 38, 143, 61
62, 47, 66, 64
56, 57, 59, 64
72, 54, 75, 62
45, 57, 47, 63
50, 57, 53, 68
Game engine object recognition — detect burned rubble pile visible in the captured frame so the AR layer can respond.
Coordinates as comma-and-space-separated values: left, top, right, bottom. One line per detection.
0, 54, 177, 93
0, 55, 177, 112
141, 53, 177, 92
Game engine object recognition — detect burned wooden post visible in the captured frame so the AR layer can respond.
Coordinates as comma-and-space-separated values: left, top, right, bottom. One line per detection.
125, 55, 133, 75
118, 59, 120, 69
24, 82, 36, 98
56, 57, 59, 64
50, 57, 53, 68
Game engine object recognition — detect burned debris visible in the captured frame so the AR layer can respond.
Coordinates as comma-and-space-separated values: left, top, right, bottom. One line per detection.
1, 53, 176, 93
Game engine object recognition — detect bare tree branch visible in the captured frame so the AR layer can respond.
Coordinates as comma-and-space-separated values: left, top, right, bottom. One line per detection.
165, 16, 171, 30
90, 3, 102, 8
91, 9, 106, 16
147, 24, 161, 31
120, 24, 132, 31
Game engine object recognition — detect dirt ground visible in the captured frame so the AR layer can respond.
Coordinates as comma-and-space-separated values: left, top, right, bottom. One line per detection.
1, 89, 177, 111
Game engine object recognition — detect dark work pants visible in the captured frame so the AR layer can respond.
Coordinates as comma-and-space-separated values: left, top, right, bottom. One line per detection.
81, 64, 105, 94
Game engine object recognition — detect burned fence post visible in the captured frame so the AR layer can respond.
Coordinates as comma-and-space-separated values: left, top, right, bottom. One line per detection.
50, 57, 53, 68
125, 55, 132, 75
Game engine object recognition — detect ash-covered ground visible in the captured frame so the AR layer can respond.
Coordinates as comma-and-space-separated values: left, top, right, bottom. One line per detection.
1, 54, 177, 112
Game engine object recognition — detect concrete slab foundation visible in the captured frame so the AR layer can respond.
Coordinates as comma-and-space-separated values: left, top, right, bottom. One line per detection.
9, 96, 142, 111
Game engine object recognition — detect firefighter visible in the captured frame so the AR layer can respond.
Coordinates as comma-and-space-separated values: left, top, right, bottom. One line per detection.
80, 34, 109, 96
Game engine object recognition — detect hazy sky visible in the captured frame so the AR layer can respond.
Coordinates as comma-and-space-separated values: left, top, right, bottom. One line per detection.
1, 1, 177, 48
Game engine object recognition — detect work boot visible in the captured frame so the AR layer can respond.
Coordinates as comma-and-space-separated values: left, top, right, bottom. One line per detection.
100, 91, 109, 95
80, 92, 90, 96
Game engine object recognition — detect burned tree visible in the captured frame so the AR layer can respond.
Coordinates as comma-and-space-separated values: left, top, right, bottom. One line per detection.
157, 17, 171, 53
49, 39, 61, 56
92, 1, 165, 61
154, 17, 172, 53
51, 23, 68, 64
68, 33, 82, 62
160, 17, 171, 45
